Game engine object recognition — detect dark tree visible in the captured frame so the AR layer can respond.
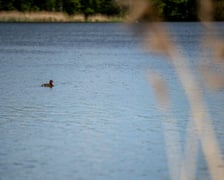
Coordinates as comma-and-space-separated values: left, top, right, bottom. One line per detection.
0, 0, 16, 10
99, 0, 120, 16
63, 0, 81, 15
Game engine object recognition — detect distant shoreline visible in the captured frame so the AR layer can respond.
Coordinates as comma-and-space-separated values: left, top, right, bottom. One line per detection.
0, 11, 124, 23
1, 11, 223, 23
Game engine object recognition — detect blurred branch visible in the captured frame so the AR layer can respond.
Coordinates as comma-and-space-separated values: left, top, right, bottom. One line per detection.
126, 0, 224, 179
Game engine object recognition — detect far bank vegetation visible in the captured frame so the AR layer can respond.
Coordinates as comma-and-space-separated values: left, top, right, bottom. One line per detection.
0, 0, 224, 22
0, 0, 125, 22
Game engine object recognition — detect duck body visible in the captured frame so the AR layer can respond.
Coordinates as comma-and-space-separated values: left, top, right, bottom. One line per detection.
41, 80, 54, 88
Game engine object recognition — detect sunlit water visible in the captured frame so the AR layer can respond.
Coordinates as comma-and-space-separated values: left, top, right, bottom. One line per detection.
0, 22, 224, 180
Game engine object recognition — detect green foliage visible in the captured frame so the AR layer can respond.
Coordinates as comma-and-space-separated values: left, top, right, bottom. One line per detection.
0, 0, 16, 10
84, 7, 94, 15
64, 0, 81, 15
152, 0, 197, 21
0, 0, 123, 16
99, 0, 120, 16
44, 0, 56, 11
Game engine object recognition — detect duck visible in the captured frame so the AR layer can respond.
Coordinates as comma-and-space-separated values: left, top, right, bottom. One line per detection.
41, 80, 54, 88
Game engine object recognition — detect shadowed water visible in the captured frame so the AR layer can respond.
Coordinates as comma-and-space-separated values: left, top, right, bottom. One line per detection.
0, 22, 224, 180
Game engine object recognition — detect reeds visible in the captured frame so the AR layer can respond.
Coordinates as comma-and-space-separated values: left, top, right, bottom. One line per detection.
118, 0, 224, 179
0, 11, 69, 22
0, 11, 123, 22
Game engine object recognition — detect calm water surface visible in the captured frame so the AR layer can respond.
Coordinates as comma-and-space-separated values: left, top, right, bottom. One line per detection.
0, 22, 224, 180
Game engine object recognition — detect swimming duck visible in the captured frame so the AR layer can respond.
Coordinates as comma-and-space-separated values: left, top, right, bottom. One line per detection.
41, 80, 54, 88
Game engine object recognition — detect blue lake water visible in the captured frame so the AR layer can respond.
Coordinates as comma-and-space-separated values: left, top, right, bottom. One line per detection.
0, 22, 224, 180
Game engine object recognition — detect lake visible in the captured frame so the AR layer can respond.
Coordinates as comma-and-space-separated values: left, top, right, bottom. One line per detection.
0, 22, 224, 180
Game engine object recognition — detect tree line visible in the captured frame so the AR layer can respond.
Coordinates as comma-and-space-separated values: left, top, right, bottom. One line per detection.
0, 0, 223, 21
152, 0, 224, 21
0, 0, 124, 18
